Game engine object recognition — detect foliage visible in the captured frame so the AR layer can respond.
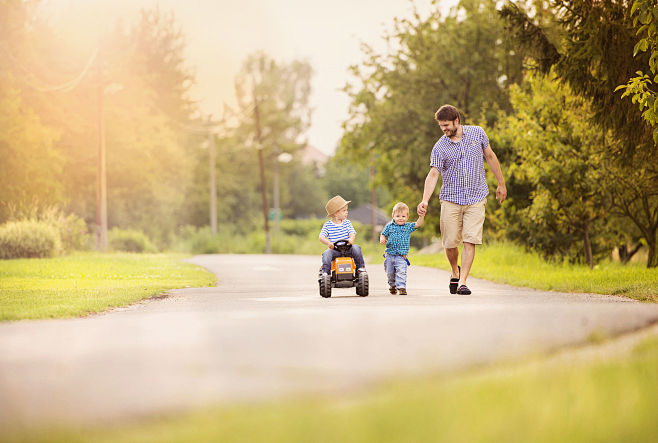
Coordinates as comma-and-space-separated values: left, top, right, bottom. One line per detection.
0, 253, 216, 321
617, 0, 658, 143
0, 220, 61, 259
0, 74, 63, 221
108, 228, 158, 253
499, 0, 652, 154
492, 73, 611, 266
341, 0, 525, 236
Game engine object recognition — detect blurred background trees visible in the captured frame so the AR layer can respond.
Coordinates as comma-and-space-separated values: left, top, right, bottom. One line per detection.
1, 0, 656, 267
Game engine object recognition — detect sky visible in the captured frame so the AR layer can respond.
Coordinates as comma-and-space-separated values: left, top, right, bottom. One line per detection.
43, 0, 456, 155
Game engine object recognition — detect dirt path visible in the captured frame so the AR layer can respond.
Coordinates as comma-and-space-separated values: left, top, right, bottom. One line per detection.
1, 254, 657, 427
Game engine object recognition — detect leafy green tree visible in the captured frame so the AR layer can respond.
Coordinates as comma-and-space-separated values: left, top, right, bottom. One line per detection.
341, 0, 524, 235
0, 75, 63, 221
500, 0, 658, 267
494, 72, 611, 266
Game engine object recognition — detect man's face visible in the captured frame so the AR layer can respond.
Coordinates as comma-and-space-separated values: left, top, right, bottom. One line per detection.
438, 119, 459, 137
393, 210, 409, 225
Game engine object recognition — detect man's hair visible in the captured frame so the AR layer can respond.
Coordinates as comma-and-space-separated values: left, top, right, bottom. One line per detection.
434, 105, 460, 123
392, 202, 409, 216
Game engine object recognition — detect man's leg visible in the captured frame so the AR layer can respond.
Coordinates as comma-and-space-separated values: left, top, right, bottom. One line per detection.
459, 242, 475, 286
444, 247, 460, 278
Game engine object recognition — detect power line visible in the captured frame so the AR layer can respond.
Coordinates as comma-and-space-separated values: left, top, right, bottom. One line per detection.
0, 43, 98, 92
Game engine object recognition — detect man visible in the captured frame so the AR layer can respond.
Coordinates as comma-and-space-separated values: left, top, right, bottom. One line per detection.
417, 105, 506, 295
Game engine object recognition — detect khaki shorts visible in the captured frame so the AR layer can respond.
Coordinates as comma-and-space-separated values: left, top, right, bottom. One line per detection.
440, 199, 486, 248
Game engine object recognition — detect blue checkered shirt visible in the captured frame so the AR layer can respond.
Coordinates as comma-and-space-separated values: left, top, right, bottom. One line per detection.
429, 125, 490, 205
381, 221, 417, 255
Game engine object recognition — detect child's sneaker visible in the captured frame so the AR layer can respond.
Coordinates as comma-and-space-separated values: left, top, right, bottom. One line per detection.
398, 288, 407, 295
389, 285, 397, 294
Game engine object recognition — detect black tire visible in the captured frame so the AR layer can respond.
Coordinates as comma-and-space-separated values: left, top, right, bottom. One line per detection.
356, 271, 369, 297
319, 274, 332, 298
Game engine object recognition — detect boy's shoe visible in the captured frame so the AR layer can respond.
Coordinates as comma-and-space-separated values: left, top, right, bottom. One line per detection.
456, 285, 471, 295
389, 285, 397, 294
449, 265, 461, 294
398, 288, 407, 295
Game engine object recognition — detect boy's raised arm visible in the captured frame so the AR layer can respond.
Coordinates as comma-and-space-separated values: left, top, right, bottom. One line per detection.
415, 214, 425, 228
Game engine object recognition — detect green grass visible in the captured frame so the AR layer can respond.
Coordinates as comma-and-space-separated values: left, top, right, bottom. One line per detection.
409, 242, 658, 302
0, 252, 217, 321
5, 332, 658, 442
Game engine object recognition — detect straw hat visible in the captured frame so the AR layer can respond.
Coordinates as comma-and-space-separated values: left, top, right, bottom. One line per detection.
325, 195, 351, 216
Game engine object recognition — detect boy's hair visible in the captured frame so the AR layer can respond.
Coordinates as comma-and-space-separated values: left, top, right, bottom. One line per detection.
392, 202, 409, 216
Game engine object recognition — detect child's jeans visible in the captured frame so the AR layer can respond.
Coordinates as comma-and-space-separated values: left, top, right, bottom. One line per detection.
321, 244, 365, 274
384, 254, 408, 289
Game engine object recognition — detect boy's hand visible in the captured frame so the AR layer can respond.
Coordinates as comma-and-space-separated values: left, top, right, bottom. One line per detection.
379, 235, 387, 244
328, 242, 334, 249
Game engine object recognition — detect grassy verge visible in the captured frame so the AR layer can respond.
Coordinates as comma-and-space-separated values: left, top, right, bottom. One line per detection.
6, 330, 658, 442
0, 253, 216, 321
409, 242, 658, 302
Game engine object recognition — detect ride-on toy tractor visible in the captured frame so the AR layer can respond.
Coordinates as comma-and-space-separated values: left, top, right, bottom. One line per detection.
318, 240, 369, 298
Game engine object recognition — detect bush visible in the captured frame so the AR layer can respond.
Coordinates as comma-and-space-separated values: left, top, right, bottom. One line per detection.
172, 226, 221, 254
108, 228, 158, 253
0, 220, 62, 259
42, 210, 90, 252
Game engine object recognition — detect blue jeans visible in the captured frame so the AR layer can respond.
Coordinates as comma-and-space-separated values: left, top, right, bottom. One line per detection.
321, 244, 365, 274
384, 254, 408, 289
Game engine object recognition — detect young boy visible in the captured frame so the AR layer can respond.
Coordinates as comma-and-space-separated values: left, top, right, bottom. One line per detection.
319, 195, 366, 275
380, 202, 424, 295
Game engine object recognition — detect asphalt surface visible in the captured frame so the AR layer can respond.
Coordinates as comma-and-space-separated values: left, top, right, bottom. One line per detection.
1, 254, 658, 427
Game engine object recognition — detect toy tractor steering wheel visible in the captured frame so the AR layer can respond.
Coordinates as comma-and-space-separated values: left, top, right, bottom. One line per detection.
333, 239, 352, 254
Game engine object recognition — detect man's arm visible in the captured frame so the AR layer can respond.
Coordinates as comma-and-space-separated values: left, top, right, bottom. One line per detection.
417, 167, 440, 215
483, 145, 507, 203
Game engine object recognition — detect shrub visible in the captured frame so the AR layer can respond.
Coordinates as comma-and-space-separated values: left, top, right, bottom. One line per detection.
0, 220, 62, 259
108, 228, 158, 253
173, 226, 221, 254
42, 211, 90, 252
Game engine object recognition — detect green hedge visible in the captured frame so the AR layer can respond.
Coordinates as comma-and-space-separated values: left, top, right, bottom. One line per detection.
0, 220, 62, 259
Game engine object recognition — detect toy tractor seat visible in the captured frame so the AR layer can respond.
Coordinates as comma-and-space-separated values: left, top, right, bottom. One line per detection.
318, 240, 368, 298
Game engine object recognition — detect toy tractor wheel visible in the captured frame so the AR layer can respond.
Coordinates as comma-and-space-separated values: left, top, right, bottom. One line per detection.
319, 273, 332, 298
356, 271, 369, 297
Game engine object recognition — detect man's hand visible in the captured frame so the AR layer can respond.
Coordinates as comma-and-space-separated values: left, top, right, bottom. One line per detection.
417, 201, 428, 216
496, 184, 507, 203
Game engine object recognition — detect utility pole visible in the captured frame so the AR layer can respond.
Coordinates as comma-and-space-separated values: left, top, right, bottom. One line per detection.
273, 144, 280, 236
253, 91, 271, 254
96, 43, 107, 251
208, 117, 217, 235
370, 161, 377, 243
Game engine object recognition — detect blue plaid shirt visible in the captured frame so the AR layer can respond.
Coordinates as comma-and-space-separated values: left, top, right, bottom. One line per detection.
429, 125, 490, 205
381, 221, 417, 255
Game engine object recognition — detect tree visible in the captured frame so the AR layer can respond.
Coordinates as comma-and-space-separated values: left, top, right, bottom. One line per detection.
617, 0, 658, 143
493, 72, 610, 267
341, 0, 525, 235
499, 0, 658, 267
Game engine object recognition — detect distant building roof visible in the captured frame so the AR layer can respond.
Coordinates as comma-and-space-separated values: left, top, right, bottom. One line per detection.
349, 204, 390, 226
300, 145, 329, 168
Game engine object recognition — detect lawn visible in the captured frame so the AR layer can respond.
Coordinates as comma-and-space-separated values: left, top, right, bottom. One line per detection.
0, 253, 217, 321
407, 242, 658, 302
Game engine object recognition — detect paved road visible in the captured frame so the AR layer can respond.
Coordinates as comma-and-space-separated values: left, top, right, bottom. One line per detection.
1, 254, 658, 427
